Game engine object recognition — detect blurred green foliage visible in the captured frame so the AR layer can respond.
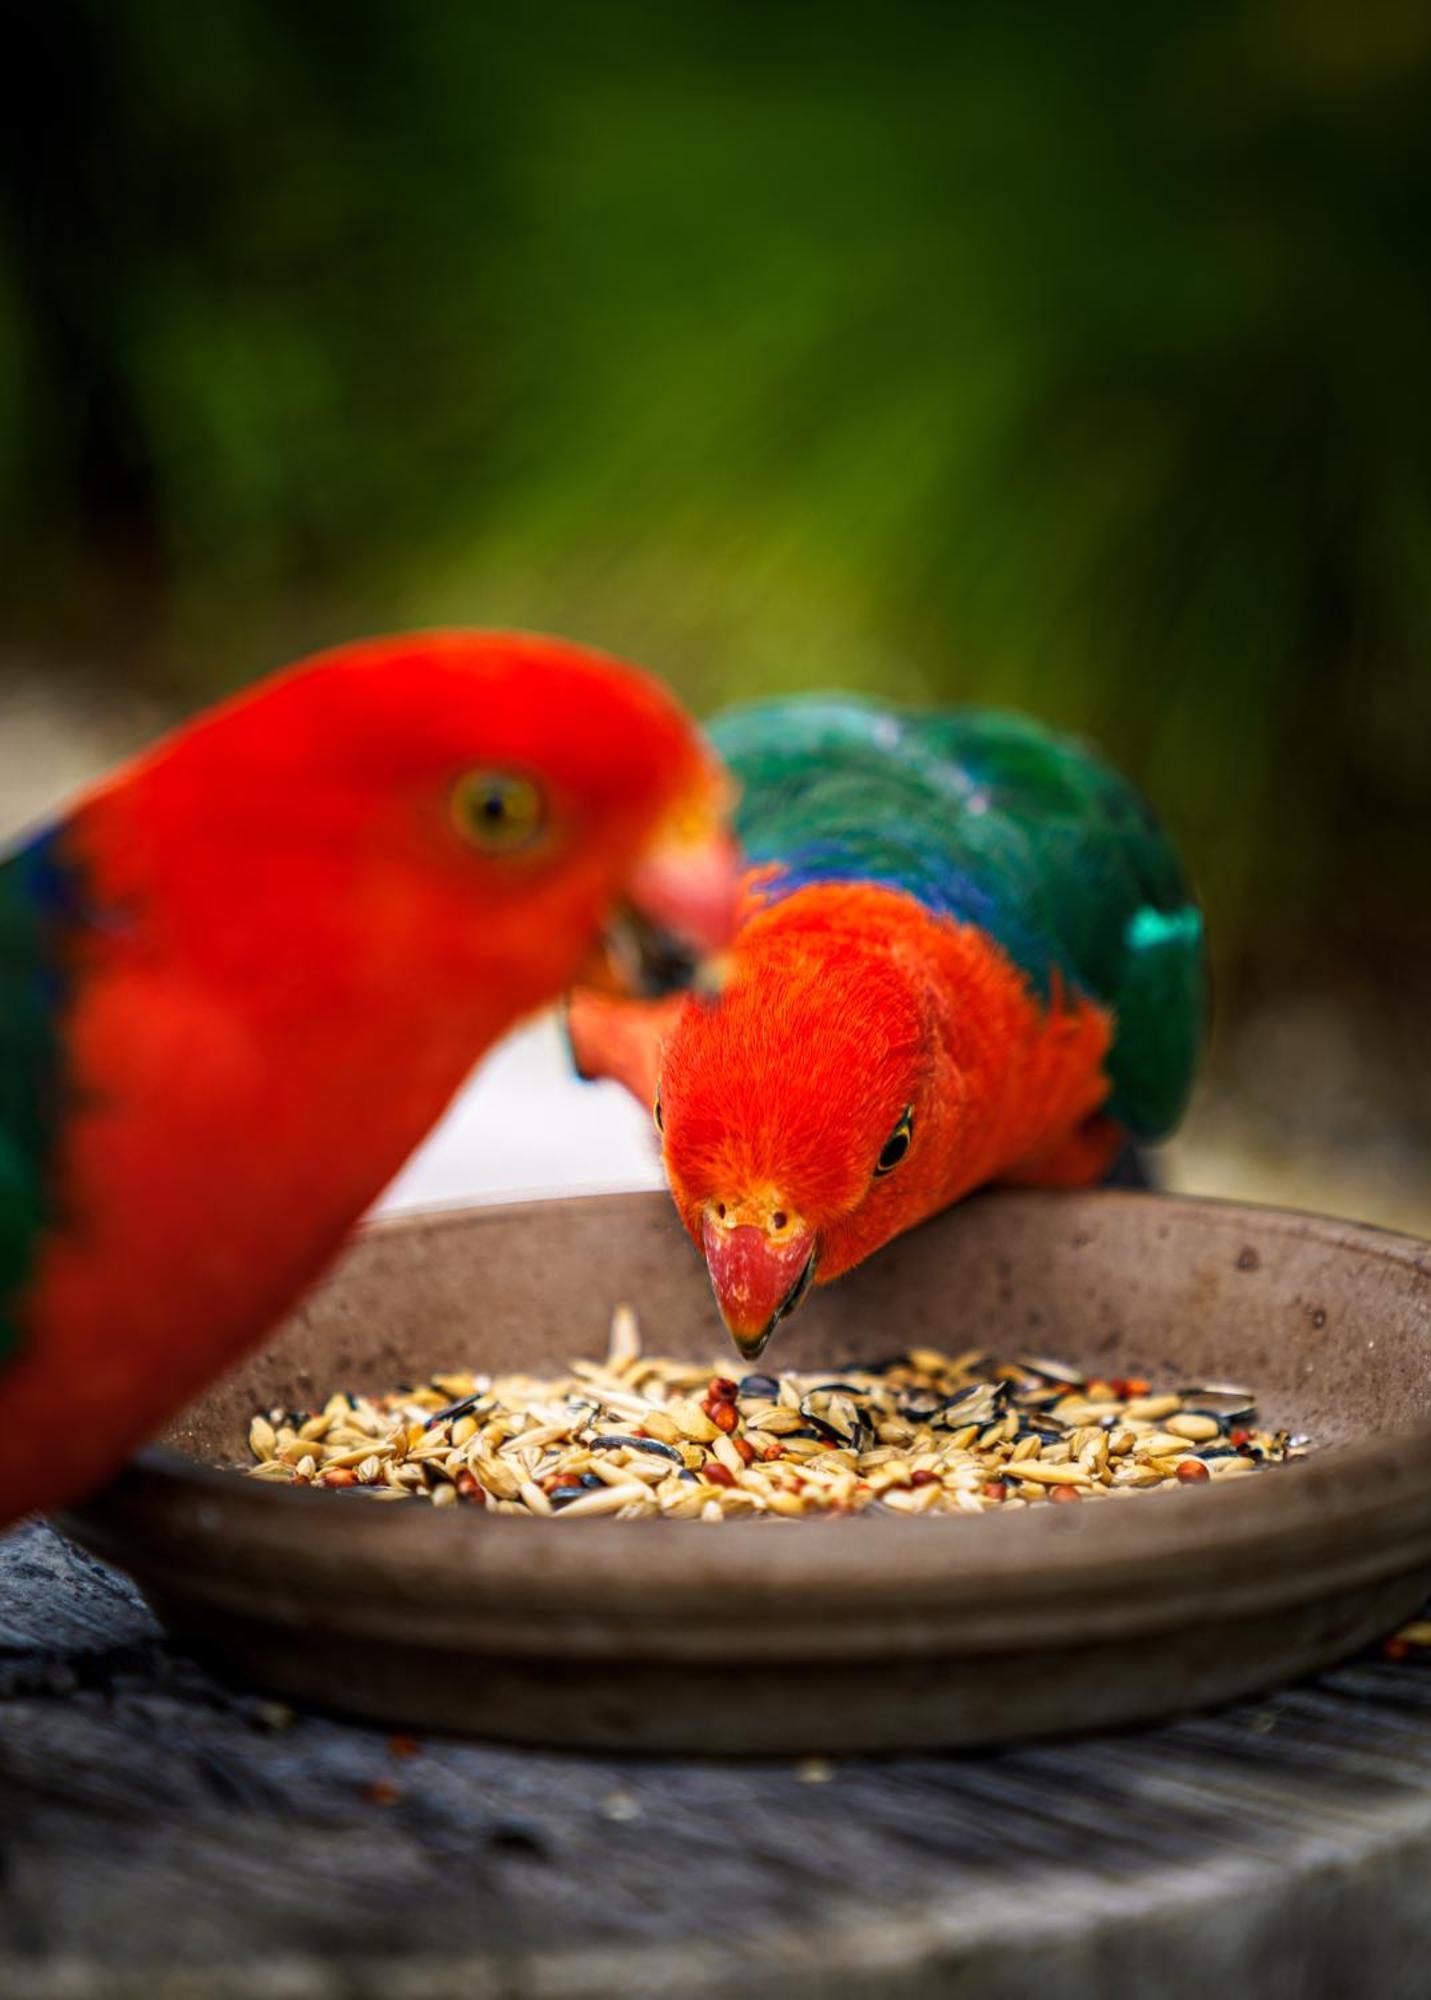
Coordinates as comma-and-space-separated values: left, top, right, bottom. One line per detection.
2, 0, 1429, 1011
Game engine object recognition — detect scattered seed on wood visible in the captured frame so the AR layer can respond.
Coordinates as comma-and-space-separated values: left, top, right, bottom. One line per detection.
242, 1309, 1307, 1518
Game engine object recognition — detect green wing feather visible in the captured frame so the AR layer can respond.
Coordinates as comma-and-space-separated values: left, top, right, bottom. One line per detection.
0, 825, 79, 1366
710, 697, 1206, 1141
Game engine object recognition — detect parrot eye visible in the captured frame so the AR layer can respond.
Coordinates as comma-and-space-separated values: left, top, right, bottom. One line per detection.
653, 1093, 664, 1134
875, 1107, 914, 1177
452, 770, 548, 855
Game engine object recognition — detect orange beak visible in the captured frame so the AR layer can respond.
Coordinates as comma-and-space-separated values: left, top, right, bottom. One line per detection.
588, 782, 742, 1000
701, 1210, 818, 1359
625, 813, 742, 969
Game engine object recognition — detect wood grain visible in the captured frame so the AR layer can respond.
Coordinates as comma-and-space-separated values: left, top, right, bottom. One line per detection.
5, 1519, 1431, 1997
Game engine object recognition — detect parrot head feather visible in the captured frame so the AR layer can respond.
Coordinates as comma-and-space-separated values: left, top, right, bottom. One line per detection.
655, 896, 939, 1354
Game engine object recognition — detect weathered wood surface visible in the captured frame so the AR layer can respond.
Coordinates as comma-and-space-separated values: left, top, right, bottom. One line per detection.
4, 1520, 1431, 1999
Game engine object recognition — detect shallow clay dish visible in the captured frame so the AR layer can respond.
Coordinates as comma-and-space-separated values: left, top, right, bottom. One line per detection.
61, 1189, 1431, 1753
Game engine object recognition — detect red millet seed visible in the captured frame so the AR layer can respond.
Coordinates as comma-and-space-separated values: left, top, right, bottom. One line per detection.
1176, 1460, 1210, 1484
1230, 1428, 1252, 1447
982, 1480, 1007, 1501
709, 1377, 739, 1402
454, 1471, 486, 1504
1122, 1377, 1150, 1398
322, 1468, 356, 1488
710, 1401, 740, 1434
759, 1441, 786, 1462
1050, 1485, 1082, 1504
732, 1436, 756, 1466
910, 1470, 938, 1487
705, 1462, 736, 1488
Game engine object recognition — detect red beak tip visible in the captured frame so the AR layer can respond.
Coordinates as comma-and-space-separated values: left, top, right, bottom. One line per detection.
700, 1217, 817, 1352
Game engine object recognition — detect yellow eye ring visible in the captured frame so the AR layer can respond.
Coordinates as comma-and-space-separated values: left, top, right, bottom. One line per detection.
452, 770, 547, 855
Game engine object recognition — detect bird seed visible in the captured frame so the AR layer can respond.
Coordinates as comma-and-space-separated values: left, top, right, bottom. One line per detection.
241, 1308, 1307, 1518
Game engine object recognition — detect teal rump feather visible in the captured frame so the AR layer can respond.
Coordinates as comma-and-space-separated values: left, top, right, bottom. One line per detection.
0, 825, 81, 1366
709, 696, 1206, 1142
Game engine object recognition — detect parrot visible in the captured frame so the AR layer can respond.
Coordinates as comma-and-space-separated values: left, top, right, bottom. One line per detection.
0, 629, 740, 1526
567, 695, 1206, 1359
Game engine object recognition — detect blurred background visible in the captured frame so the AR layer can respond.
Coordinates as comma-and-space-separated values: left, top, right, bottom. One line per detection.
1, 0, 1427, 1228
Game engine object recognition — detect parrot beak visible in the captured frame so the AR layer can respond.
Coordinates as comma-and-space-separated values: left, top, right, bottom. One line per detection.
594, 790, 742, 999
701, 1207, 818, 1359
599, 900, 729, 1001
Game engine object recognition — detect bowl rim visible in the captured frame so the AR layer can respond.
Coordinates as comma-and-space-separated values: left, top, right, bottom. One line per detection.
59, 1188, 1431, 1649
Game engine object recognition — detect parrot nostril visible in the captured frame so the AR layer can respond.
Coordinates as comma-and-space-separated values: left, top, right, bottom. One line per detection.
773, 1210, 788, 1232
716, 1202, 726, 1220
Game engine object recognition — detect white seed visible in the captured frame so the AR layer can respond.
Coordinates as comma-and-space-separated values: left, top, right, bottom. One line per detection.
1166, 1413, 1220, 1442
1136, 1432, 1194, 1458
553, 1482, 648, 1518
606, 1303, 642, 1370
640, 1410, 682, 1445
1124, 1394, 1182, 1422
667, 1398, 720, 1442
1010, 1461, 1087, 1486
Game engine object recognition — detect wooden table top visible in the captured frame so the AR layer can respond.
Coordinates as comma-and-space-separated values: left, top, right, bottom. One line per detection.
3, 1518, 1431, 1999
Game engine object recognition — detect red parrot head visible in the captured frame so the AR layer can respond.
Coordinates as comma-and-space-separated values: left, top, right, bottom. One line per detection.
654, 896, 939, 1357
342, 629, 740, 1002
112, 628, 743, 1025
